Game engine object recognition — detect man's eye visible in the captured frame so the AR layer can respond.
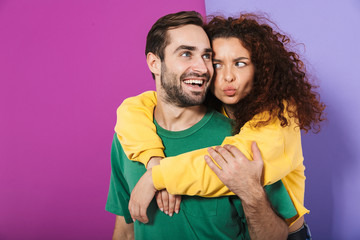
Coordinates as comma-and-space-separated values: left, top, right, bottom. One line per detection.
213, 63, 221, 69
235, 62, 246, 67
181, 52, 191, 57
203, 54, 211, 59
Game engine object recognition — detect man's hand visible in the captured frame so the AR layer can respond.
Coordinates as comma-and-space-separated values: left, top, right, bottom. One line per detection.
146, 157, 181, 217
204, 142, 263, 200
155, 190, 181, 216
128, 169, 156, 223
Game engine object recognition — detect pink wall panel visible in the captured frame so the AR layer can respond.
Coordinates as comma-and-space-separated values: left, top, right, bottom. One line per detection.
0, 1, 205, 239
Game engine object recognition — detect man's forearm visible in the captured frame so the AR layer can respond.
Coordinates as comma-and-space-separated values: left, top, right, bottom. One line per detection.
112, 215, 134, 240
241, 185, 288, 240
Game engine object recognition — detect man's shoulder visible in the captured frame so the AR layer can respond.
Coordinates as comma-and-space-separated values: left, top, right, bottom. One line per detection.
209, 108, 231, 121
119, 91, 157, 108
205, 108, 233, 131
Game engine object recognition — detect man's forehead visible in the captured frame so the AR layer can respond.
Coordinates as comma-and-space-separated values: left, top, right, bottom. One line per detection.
165, 24, 211, 51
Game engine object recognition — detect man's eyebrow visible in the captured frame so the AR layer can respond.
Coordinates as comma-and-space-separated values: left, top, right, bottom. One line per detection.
174, 45, 196, 53
204, 48, 213, 53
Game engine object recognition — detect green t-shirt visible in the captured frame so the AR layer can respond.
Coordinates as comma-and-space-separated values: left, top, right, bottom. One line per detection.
106, 109, 297, 239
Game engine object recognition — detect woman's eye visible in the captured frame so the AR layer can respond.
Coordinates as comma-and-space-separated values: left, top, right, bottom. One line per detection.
213, 63, 221, 69
235, 62, 246, 67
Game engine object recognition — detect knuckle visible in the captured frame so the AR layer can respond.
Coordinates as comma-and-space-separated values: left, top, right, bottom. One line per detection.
162, 193, 169, 200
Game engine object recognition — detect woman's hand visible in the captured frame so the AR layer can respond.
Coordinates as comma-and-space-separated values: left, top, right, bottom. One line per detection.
128, 169, 157, 223
204, 142, 264, 200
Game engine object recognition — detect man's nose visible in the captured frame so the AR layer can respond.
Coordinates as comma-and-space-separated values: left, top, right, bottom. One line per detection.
192, 56, 208, 74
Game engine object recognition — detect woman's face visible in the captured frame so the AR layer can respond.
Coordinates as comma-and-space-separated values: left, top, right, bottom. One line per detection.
211, 37, 255, 106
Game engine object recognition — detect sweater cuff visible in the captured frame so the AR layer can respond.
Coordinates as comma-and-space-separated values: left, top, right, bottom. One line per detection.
152, 165, 166, 190
138, 149, 165, 167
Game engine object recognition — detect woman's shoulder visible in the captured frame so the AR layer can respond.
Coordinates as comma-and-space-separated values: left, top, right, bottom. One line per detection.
245, 102, 299, 131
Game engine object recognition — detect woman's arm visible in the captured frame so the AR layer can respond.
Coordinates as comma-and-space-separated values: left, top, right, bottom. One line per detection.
117, 92, 302, 186
151, 112, 302, 195
116, 92, 301, 185
115, 91, 164, 167
116, 92, 307, 223
149, 113, 308, 224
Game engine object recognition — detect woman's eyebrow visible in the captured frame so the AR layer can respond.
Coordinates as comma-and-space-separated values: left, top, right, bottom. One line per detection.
233, 57, 250, 61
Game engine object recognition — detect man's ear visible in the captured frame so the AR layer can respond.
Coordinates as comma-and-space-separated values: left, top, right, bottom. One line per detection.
146, 52, 161, 77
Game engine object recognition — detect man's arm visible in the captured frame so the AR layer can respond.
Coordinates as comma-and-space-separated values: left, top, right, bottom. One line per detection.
106, 135, 135, 238
112, 216, 134, 240
205, 143, 288, 240
240, 183, 288, 239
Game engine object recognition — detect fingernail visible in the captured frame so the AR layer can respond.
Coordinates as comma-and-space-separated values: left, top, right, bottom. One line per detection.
160, 208, 163, 212
175, 210, 179, 214
165, 211, 168, 215
169, 213, 173, 217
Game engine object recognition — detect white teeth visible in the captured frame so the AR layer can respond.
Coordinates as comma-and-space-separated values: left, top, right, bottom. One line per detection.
183, 79, 204, 85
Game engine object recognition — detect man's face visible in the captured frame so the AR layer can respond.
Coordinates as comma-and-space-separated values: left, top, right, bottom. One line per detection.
159, 24, 213, 107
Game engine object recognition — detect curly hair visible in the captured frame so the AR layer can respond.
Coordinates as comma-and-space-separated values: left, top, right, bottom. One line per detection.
204, 14, 326, 133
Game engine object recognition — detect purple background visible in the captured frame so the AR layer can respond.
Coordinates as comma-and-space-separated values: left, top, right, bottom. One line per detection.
205, 0, 360, 239
0, 1, 205, 239
0, 0, 359, 239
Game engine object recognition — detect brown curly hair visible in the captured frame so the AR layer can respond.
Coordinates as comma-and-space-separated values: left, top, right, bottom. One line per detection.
204, 14, 326, 133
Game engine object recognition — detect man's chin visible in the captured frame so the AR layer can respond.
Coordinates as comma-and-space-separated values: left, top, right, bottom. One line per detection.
184, 94, 207, 106
173, 95, 206, 107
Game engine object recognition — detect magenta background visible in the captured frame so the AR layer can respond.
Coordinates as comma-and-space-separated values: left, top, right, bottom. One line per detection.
1, 0, 359, 239
0, 1, 205, 239
205, 0, 360, 239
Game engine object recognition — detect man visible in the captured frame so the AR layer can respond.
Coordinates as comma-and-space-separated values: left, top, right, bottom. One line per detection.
106, 11, 296, 240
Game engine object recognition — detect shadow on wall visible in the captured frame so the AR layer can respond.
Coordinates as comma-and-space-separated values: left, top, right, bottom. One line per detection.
302, 96, 354, 239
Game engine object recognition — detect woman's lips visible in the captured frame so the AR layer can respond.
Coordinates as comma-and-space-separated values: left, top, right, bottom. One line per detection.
223, 88, 236, 96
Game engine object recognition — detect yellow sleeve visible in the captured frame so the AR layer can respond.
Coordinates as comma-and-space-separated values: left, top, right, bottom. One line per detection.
152, 111, 302, 194
152, 111, 308, 222
114, 91, 165, 166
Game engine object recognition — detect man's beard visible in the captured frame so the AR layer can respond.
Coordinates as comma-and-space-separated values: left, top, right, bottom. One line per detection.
160, 63, 210, 107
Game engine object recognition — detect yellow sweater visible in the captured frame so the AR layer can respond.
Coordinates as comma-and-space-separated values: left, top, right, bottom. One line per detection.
115, 91, 309, 223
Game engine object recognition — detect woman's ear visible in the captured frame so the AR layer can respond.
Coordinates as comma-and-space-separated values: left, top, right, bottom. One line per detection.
146, 52, 161, 78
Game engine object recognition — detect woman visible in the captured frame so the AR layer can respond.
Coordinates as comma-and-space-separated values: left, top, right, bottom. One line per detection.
116, 13, 324, 237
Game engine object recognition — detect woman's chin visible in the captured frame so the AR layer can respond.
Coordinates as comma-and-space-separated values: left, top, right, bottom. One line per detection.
220, 99, 239, 106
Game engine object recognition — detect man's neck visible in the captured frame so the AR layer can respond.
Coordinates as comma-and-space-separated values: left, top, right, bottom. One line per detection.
154, 99, 207, 132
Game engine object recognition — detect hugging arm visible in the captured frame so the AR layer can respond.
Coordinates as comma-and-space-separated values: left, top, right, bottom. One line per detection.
206, 143, 288, 240
116, 91, 181, 216
116, 91, 308, 225
129, 142, 292, 240
115, 91, 164, 167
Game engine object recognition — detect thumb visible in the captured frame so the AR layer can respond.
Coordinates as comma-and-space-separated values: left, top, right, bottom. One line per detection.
251, 141, 262, 163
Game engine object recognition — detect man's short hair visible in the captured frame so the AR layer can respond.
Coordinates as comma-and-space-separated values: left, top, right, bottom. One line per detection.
145, 11, 204, 78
